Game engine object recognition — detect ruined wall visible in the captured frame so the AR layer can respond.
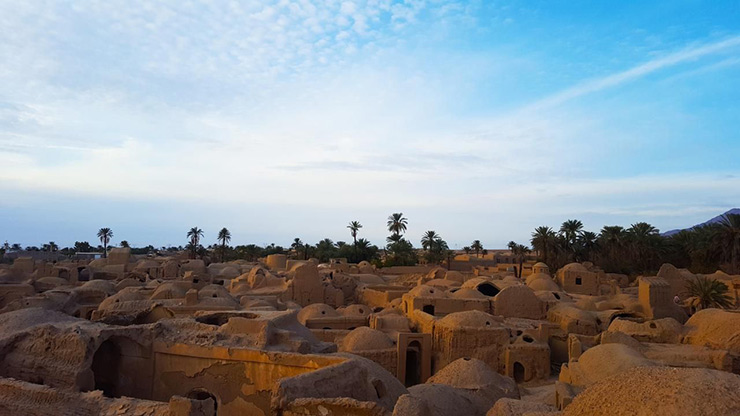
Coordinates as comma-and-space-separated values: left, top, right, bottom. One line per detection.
151, 342, 346, 416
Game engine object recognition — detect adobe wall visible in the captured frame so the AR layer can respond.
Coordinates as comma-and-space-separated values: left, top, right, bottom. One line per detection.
152, 342, 346, 415
432, 325, 510, 374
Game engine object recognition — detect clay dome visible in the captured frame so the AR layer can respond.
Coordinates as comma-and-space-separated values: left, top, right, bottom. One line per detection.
527, 276, 560, 292
133, 259, 159, 270
683, 308, 740, 354
33, 277, 69, 292
80, 279, 117, 294
570, 343, 658, 386
444, 271, 464, 284
98, 288, 147, 309
357, 261, 371, 267
450, 288, 487, 299
502, 276, 519, 284
115, 278, 143, 292
339, 304, 372, 317
461, 278, 502, 297
438, 310, 500, 328
408, 285, 446, 299
199, 284, 232, 299
150, 282, 188, 300
564, 367, 740, 416
341, 327, 394, 352
561, 263, 588, 272
218, 266, 241, 279
297, 303, 339, 325
428, 357, 516, 392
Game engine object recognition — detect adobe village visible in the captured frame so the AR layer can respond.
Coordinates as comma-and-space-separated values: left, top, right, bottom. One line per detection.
1, 211, 739, 416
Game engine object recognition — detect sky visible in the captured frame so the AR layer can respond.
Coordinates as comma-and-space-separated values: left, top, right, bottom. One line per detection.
1, 0, 739, 250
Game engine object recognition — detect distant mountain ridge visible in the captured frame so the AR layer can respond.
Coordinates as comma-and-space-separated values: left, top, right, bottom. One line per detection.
662, 208, 740, 236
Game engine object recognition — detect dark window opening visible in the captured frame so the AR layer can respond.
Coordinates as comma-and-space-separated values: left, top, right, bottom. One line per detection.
422, 304, 435, 315
575, 277, 582, 285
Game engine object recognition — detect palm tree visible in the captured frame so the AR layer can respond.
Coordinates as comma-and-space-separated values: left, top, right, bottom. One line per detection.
463, 246, 471, 255
508, 242, 531, 278
187, 227, 204, 259
97, 228, 113, 258
120, 240, 130, 248
217, 227, 231, 262
347, 221, 363, 246
47, 241, 58, 252
387, 213, 408, 236
628, 222, 660, 272
560, 219, 584, 250
531, 226, 556, 265
685, 276, 733, 310
421, 231, 440, 251
471, 240, 483, 258
578, 231, 598, 261
714, 214, 740, 274
386, 233, 403, 244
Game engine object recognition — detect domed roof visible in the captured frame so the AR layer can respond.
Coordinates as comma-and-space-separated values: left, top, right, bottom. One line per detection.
218, 266, 241, 279
33, 277, 69, 291
150, 282, 188, 300
683, 308, 740, 354
527, 276, 560, 291
408, 284, 446, 298
533, 262, 549, 269
450, 288, 488, 299
562, 263, 588, 272
502, 276, 519, 284
80, 279, 116, 294
297, 303, 338, 324
428, 357, 516, 391
438, 310, 500, 328
339, 304, 372, 317
571, 343, 658, 386
340, 327, 394, 352
564, 367, 740, 416
199, 284, 233, 299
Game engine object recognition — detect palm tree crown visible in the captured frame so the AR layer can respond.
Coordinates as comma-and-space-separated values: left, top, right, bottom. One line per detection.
421, 231, 441, 251
685, 276, 733, 310
97, 227, 113, 258
387, 213, 408, 235
470, 240, 483, 258
347, 221, 363, 245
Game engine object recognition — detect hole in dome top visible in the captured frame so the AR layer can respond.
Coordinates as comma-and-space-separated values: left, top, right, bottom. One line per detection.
485, 321, 490, 326
359, 309, 364, 314
463, 357, 471, 361
523, 335, 534, 343
553, 292, 561, 300
649, 322, 657, 329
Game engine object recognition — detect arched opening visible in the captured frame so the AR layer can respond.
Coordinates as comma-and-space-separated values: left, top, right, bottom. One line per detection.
422, 304, 435, 315
405, 340, 422, 387
609, 312, 641, 324
476, 282, 500, 297
92, 340, 122, 397
77, 267, 89, 281
187, 389, 218, 413
513, 362, 525, 383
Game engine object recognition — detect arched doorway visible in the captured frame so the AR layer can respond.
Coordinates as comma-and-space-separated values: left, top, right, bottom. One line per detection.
513, 362, 525, 383
92, 340, 121, 397
405, 340, 422, 386
187, 389, 218, 413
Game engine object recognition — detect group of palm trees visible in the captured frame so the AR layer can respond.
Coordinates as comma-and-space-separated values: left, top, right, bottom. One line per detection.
528, 214, 740, 277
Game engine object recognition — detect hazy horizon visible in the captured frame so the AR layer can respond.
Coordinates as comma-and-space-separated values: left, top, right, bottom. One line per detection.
2, 1, 739, 249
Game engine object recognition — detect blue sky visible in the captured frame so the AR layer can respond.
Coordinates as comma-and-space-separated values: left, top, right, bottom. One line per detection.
1, 0, 739, 249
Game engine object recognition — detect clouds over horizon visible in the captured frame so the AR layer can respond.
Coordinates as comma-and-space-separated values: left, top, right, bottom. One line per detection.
1, 1, 739, 248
